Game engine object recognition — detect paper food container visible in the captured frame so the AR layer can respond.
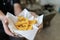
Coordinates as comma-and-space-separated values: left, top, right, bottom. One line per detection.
6, 9, 43, 40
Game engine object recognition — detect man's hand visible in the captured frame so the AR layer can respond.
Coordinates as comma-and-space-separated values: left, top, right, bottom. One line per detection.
2, 16, 20, 37
0, 11, 18, 37
2, 16, 14, 37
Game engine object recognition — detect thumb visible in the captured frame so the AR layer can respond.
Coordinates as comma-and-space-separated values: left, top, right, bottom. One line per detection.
4, 17, 8, 24
5, 19, 8, 23
2, 17, 8, 25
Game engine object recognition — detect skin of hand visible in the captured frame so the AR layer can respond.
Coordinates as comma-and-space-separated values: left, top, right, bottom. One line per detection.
0, 11, 15, 37
14, 3, 22, 16
3, 16, 20, 37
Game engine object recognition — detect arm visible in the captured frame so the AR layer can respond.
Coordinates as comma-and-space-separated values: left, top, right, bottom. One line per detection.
0, 11, 5, 20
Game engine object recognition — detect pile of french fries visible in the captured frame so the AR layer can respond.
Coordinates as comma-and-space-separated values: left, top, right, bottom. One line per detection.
15, 16, 37, 30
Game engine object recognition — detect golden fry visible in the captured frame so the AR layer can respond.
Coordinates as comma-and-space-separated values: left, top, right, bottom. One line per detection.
15, 16, 37, 30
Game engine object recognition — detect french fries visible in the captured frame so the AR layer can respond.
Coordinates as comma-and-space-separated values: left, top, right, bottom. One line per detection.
15, 16, 37, 30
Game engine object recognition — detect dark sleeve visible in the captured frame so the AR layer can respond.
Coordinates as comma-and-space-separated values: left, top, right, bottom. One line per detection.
13, 0, 20, 4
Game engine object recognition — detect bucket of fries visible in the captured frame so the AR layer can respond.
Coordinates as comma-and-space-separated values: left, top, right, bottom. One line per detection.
6, 9, 43, 40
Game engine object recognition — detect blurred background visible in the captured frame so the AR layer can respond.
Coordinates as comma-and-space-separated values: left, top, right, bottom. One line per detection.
20, 0, 60, 12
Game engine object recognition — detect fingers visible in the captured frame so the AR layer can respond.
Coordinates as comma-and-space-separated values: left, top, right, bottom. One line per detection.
2, 16, 16, 37
5, 30, 14, 37
30, 12, 38, 17
1, 16, 19, 37
2, 16, 20, 37
2, 21, 14, 37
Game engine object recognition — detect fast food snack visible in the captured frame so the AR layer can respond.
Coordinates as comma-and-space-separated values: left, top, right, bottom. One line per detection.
15, 16, 37, 30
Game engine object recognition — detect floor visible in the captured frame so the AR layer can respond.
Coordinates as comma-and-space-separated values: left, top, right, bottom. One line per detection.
34, 13, 60, 40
